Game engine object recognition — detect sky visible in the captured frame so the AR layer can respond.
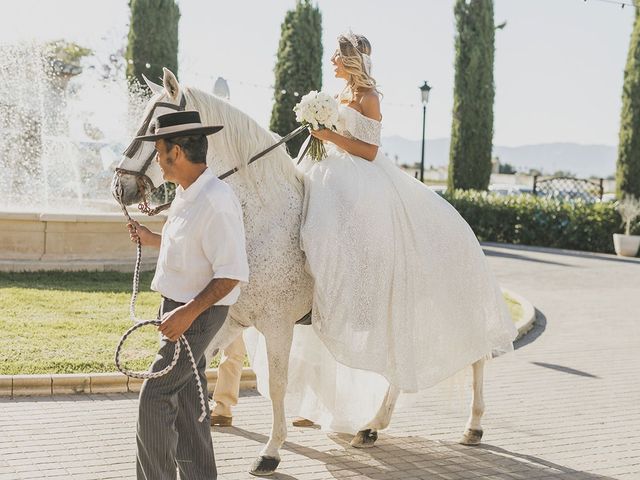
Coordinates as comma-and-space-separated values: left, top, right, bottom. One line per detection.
1, 0, 635, 147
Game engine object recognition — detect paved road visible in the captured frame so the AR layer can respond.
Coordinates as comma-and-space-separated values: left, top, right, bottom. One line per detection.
1, 244, 639, 479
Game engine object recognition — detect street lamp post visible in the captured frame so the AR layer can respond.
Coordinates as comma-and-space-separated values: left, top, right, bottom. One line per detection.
419, 81, 431, 183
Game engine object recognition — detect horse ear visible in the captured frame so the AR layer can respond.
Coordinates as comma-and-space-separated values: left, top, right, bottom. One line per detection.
142, 73, 163, 95
162, 67, 180, 100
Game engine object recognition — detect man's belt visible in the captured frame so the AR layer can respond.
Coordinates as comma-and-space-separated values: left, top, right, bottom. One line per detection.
162, 296, 185, 306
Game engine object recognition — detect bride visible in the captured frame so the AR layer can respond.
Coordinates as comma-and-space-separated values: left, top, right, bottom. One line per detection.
247, 32, 518, 434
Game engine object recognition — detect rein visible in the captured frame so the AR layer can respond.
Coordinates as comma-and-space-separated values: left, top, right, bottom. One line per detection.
219, 124, 308, 180
133, 124, 310, 216
115, 93, 309, 216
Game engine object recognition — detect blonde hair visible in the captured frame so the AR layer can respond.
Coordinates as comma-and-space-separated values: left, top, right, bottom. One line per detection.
337, 33, 381, 102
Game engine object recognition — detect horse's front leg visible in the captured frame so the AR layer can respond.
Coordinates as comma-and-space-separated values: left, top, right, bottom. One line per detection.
249, 326, 294, 476
460, 358, 485, 445
351, 384, 401, 449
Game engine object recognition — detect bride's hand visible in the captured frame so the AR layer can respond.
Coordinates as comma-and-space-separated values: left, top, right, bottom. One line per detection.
310, 128, 335, 142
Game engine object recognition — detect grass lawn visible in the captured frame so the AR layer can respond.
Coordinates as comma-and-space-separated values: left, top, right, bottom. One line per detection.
0, 271, 164, 375
504, 292, 523, 324
1, 271, 523, 375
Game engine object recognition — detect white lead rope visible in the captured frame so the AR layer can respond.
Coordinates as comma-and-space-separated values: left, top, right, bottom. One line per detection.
113, 201, 208, 423
115, 320, 208, 423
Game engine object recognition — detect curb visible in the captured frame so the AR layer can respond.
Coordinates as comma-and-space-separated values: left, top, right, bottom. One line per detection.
502, 287, 536, 341
1, 291, 536, 398
482, 241, 640, 263
0, 258, 158, 273
0, 368, 257, 398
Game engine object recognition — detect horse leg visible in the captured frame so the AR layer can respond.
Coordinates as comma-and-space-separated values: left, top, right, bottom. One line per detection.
351, 384, 400, 449
249, 327, 294, 476
460, 358, 485, 445
203, 316, 245, 366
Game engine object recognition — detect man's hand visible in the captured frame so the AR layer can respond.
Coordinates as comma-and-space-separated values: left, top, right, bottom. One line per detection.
127, 220, 161, 248
158, 278, 240, 342
159, 305, 196, 342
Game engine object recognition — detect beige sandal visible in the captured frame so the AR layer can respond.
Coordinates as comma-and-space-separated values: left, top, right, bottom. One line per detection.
292, 417, 314, 427
210, 414, 233, 427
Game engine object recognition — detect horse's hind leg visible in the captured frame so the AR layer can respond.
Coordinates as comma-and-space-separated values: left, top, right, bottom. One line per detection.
351, 384, 400, 449
249, 326, 294, 476
460, 358, 485, 445
203, 316, 246, 366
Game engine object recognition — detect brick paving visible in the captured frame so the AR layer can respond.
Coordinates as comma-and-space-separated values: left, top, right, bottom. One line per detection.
1, 244, 639, 479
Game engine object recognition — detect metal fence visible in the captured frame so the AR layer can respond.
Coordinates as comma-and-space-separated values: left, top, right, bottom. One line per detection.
532, 176, 604, 202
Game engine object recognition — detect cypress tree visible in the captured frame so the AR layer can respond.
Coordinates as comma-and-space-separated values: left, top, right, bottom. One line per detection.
270, 0, 322, 156
616, 4, 640, 199
125, 0, 180, 88
448, 0, 496, 191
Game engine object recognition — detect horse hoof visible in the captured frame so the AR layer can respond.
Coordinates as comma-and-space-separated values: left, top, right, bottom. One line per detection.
249, 456, 280, 476
460, 428, 483, 446
350, 429, 378, 448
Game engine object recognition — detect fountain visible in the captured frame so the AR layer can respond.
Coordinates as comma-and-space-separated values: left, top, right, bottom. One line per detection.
0, 41, 165, 271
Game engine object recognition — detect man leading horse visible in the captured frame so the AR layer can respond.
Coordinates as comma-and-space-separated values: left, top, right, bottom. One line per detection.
127, 110, 249, 480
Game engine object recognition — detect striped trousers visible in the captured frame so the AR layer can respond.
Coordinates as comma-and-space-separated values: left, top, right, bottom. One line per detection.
136, 298, 229, 480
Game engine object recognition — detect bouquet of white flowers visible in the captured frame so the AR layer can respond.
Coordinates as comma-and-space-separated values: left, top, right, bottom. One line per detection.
293, 90, 340, 162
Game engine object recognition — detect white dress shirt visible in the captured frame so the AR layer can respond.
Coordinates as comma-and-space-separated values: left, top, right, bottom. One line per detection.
151, 168, 249, 305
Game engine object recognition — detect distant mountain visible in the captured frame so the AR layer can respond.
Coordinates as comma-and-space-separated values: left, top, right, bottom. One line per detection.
381, 136, 617, 178
381, 136, 451, 170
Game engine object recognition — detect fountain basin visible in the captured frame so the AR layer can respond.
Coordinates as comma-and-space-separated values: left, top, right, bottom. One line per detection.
0, 211, 165, 272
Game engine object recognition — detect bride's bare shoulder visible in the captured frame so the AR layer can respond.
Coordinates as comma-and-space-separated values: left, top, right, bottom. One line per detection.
359, 92, 381, 122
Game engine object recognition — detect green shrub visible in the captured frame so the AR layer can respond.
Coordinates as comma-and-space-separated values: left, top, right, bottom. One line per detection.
442, 190, 640, 254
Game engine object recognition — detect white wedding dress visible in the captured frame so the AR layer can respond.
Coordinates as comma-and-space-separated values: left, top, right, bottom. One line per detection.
245, 103, 518, 434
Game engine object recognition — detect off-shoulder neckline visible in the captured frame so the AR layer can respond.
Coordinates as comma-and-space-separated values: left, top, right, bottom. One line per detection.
340, 103, 382, 123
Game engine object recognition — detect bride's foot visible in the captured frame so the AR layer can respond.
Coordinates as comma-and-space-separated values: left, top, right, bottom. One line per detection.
292, 417, 315, 427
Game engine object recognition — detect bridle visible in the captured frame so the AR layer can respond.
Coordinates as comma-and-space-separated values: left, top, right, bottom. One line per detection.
113, 92, 309, 217
114, 93, 187, 215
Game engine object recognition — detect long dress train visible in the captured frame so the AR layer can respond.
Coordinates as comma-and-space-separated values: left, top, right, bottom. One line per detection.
245, 103, 518, 434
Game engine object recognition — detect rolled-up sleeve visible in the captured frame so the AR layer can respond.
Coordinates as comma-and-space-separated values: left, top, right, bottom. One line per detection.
202, 209, 250, 283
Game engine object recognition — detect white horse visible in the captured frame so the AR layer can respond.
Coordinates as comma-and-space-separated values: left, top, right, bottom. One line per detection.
113, 68, 487, 475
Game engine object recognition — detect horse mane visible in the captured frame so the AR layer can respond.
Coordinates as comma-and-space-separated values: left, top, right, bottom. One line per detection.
184, 87, 303, 200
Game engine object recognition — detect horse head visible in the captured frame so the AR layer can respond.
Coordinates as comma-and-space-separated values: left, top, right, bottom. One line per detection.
111, 68, 186, 207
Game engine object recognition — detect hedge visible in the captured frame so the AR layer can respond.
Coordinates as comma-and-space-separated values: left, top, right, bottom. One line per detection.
442, 190, 640, 254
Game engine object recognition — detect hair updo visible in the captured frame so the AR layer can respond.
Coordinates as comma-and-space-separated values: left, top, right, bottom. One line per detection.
337, 33, 380, 101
